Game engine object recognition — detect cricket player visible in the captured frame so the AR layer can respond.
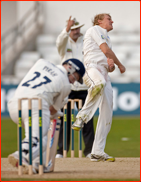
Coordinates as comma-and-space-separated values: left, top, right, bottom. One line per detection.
56, 16, 94, 159
72, 13, 126, 162
8, 58, 85, 172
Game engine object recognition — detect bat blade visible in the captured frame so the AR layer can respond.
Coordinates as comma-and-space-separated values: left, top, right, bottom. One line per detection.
46, 118, 61, 172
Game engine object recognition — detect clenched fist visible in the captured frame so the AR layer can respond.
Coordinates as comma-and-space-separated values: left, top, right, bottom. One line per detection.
107, 58, 115, 72
118, 64, 126, 74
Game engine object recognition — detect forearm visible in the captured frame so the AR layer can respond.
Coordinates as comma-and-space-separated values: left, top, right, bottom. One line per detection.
100, 43, 122, 67
105, 49, 126, 73
56, 28, 69, 56
105, 49, 122, 67
100, 43, 126, 74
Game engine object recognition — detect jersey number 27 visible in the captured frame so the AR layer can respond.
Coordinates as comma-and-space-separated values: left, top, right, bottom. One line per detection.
22, 71, 52, 89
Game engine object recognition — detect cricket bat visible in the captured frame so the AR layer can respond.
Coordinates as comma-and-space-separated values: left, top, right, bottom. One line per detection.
45, 118, 61, 172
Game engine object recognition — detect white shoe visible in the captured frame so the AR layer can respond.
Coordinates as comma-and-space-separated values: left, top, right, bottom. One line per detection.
8, 151, 19, 167
91, 153, 115, 162
32, 162, 39, 174
86, 153, 91, 158
44, 160, 53, 173
55, 154, 63, 158
32, 161, 53, 173
44, 166, 53, 173
71, 118, 84, 131
8, 151, 29, 168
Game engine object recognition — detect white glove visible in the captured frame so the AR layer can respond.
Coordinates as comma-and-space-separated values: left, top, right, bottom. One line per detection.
50, 110, 64, 120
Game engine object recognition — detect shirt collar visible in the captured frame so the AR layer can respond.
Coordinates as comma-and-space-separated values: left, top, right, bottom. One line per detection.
57, 65, 68, 76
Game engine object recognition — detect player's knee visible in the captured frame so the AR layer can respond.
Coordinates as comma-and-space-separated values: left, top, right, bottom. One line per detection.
100, 78, 106, 87
91, 80, 105, 97
98, 79, 106, 90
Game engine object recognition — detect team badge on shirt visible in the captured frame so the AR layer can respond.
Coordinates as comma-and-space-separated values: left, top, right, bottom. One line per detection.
101, 35, 105, 39
67, 48, 72, 52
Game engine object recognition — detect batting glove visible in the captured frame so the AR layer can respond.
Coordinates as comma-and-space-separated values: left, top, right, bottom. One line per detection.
50, 110, 64, 120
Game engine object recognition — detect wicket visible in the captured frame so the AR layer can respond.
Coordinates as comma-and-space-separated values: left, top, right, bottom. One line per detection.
18, 98, 43, 175
63, 99, 82, 158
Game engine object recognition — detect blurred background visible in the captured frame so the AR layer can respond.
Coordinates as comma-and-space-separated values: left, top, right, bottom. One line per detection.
1, 1, 140, 116
1, 1, 140, 159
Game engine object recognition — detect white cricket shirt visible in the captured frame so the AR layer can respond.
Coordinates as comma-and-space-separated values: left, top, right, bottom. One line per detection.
83, 25, 112, 69
56, 28, 88, 91
9, 59, 71, 111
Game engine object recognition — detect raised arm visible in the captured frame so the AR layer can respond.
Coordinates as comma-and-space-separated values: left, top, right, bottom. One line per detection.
56, 16, 75, 57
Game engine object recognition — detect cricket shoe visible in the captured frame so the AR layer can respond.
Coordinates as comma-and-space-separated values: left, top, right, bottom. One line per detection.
8, 151, 28, 167
55, 154, 63, 158
71, 118, 84, 131
32, 161, 53, 173
22, 162, 40, 174
8, 151, 19, 167
86, 153, 91, 158
91, 153, 115, 162
8, 151, 30, 173
44, 166, 53, 173
44, 159, 53, 173
32, 162, 39, 174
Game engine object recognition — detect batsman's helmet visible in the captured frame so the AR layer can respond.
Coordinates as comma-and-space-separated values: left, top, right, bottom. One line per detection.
62, 58, 85, 84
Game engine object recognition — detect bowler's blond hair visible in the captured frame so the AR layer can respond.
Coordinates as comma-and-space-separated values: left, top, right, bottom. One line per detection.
92, 13, 111, 26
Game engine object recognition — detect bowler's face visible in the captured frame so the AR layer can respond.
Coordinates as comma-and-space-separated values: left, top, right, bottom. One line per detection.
100, 15, 113, 32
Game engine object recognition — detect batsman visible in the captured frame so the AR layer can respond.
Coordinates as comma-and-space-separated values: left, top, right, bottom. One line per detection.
8, 58, 85, 173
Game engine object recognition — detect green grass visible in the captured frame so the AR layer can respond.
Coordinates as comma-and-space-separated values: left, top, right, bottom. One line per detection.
1, 116, 140, 158
105, 116, 140, 157
69, 116, 140, 157
1, 118, 25, 157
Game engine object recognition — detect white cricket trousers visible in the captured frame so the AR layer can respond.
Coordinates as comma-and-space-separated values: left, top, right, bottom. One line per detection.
76, 64, 113, 156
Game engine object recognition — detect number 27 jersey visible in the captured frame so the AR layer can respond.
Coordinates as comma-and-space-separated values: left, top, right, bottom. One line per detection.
12, 59, 71, 109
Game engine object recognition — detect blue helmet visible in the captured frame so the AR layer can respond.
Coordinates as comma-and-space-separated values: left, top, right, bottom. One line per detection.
62, 58, 85, 84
